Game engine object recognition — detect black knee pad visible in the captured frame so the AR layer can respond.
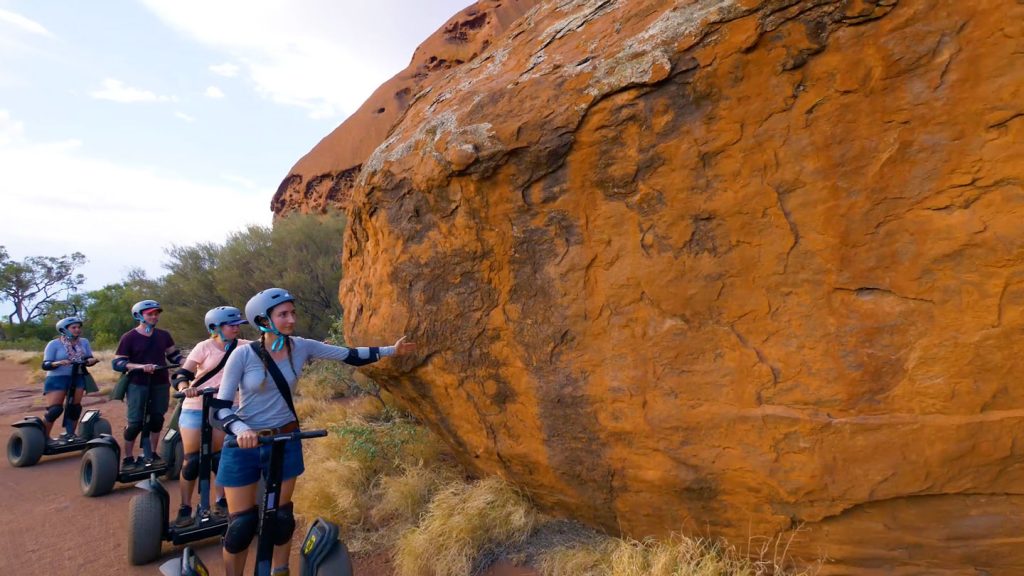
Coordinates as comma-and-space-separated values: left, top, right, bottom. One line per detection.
147, 413, 165, 433
211, 451, 221, 475
223, 507, 259, 554
44, 404, 63, 423
124, 421, 144, 441
64, 403, 82, 424
272, 502, 296, 546
181, 452, 201, 481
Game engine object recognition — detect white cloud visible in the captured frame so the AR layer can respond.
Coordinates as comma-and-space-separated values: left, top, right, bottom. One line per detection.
0, 109, 26, 145
209, 62, 240, 78
91, 78, 176, 103
220, 172, 256, 189
140, 0, 473, 120
175, 111, 196, 123
204, 85, 225, 99
0, 110, 271, 288
0, 8, 54, 38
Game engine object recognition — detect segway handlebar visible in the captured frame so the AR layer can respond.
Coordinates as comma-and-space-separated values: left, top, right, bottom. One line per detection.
127, 363, 179, 373
225, 429, 328, 448
172, 387, 218, 399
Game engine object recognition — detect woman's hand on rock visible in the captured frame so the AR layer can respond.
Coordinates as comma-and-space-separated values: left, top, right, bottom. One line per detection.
393, 336, 416, 356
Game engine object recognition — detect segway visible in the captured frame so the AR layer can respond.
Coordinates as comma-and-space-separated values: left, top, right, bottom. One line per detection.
79, 364, 176, 497
7, 361, 112, 467
128, 388, 227, 565
160, 429, 354, 576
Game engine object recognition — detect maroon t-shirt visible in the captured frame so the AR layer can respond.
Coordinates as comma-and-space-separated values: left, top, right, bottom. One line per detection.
115, 328, 176, 386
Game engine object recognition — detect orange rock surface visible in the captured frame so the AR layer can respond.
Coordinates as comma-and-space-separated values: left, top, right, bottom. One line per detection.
272, 0, 539, 213
283, 0, 1024, 572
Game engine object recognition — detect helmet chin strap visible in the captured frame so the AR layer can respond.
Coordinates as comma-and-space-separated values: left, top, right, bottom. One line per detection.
139, 320, 154, 334
258, 322, 287, 352
212, 328, 235, 351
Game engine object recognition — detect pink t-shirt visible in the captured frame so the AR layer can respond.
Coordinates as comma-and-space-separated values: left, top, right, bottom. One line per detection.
181, 339, 251, 410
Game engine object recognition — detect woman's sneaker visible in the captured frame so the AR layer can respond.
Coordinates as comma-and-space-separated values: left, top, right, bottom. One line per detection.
174, 505, 194, 528
140, 454, 163, 467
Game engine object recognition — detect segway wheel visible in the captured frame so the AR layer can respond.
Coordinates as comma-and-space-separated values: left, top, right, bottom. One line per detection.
129, 490, 164, 565
80, 446, 117, 497
92, 417, 113, 439
7, 426, 45, 467
161, 434, 183, 480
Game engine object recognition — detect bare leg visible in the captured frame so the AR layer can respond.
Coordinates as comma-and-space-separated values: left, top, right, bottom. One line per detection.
179, 427, 201, 507
223, 482, 259, 576
272, 478, 298, 571
213, 428, 226, 501
65, 387, 86, 435
42, 390, 66, 437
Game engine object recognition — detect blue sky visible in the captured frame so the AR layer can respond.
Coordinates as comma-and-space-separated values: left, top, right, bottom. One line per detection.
0, 0, 472, 306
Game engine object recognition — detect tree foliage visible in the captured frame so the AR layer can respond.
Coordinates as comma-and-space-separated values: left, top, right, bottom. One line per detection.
0, 247, 87, 325
84, 269, 163, 348
0, 211, 346, 350
156, 211, 346, 345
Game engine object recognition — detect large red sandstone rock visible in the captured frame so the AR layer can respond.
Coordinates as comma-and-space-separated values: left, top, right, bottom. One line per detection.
285, 0, 1024, 572
272, 0, 539, 213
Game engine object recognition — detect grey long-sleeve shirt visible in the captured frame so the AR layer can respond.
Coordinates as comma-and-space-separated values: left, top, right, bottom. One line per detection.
216, 337, 395, 434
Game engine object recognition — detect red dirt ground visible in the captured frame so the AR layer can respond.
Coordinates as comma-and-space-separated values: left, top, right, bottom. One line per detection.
0, 359, 537, 576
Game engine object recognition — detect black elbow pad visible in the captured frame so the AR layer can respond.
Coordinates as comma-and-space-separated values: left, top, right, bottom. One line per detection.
41, 360, 56, 371
112, 357, 129, 373
209, 398, 241, 433
343, 347, 381, 367
166, 349, 183, 365
171, 368, 196, 386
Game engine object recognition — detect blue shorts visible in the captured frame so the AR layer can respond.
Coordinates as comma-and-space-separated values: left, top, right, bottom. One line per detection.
179, 409, 203, 430
216, 436, 305, 487
43, 375, 85, 394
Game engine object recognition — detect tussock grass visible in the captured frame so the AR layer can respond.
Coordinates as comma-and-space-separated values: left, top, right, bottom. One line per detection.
88, 350, 120, 389
395, 476, 537, 576
371, 464, 458, 528
0, 349, 42, 365
294, 375, 456, 552
537, 532, 819, 576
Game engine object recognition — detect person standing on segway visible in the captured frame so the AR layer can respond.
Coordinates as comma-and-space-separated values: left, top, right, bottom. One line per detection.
112, 299, 182, 469
40, 317, 99, 443
212, 287, 415, 576
170, 305, 251, 527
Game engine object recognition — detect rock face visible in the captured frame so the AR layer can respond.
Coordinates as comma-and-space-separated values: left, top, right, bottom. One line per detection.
287, 0, 1024, 572
272, 0, 539, 214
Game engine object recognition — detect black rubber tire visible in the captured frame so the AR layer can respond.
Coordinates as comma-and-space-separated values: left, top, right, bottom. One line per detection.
92, 417, 113, 439
7, 427, 45, 467
80, 447, 117, 497
128, 491, 164, 565
161, 435, 183, 480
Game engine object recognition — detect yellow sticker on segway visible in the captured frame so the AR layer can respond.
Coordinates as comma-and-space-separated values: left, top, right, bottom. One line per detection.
303, 533, 317, 554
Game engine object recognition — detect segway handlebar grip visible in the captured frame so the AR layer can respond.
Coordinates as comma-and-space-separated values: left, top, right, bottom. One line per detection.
224, 429, 328, 448
127, 363, 180, 373
172, 387, 217, 399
